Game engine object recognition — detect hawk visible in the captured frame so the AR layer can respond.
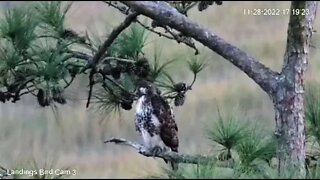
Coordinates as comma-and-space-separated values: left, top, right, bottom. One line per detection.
135, 80, 179, 170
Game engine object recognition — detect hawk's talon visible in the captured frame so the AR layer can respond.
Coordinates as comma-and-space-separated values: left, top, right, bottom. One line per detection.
151, 146, 163, 157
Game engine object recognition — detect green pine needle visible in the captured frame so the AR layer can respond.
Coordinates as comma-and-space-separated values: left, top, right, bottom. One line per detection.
91, 85, 122, 116
235, 126, 276, 169
34, 1, 72, 34
206, 110, 249, 152
187, 55, 207, 75
109, 23, 148, 59
0, 6, 38, 50
305, 84, 320, 144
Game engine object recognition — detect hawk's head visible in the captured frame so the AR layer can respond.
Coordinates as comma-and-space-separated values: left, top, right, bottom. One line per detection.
136, 80, 161, 97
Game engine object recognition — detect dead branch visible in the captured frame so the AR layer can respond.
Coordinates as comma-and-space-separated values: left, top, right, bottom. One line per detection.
0, 165, 9, 179
104, 137, 234, 167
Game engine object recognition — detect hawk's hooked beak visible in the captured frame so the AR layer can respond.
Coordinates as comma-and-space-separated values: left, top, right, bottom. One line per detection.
135, 87, 147, 97
139, 87, 147, 95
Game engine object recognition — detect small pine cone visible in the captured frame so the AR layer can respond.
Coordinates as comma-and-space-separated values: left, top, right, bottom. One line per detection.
135, 58, 150, 78
61, 29, 79, 39
136, 67, 150, 78
125, 63, 136, 74
115, 62, 127, 73
174, 82, 187, 92
52, 87, 67, 104
37, 89, 46, 107
5, 92, 11, 101
68, 65, 80, 77
121, 102, 132, 110
121, 100, 133, 111
198, 1, 209, 11
135, 57, 149, 67
174, 93, 186, 106
215, 1, 223, 5
111, 67, 121, 79
0, 91, 5, 103
102, 63, 112, 76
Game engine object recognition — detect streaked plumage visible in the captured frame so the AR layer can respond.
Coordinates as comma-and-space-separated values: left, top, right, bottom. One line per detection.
135, 80, 179, 170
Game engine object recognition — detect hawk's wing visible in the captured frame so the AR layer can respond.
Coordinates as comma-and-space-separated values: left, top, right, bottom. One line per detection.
151, 95, 179, 152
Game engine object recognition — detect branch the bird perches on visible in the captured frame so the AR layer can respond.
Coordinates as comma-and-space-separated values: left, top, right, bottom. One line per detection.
104, 137, 234, 167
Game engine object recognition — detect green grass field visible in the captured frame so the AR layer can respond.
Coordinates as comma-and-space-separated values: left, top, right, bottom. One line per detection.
0, 1, 320, 178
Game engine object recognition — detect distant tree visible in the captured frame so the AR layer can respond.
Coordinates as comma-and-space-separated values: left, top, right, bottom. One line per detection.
0, 1, 318, 178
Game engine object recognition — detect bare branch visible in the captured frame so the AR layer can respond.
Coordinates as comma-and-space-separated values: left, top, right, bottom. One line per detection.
0, 165, 9, 178
122, 1, 280, 95
103, 56, 136, 63
104, 137, 234, 167
104, 1, 128, 14
136, 20, 175, 39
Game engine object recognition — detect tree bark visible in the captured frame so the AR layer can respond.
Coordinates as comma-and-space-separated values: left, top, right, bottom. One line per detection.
273, 1, 318, 177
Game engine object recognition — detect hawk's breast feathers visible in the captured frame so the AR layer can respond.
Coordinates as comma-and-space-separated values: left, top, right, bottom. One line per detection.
135, 93, 179, 152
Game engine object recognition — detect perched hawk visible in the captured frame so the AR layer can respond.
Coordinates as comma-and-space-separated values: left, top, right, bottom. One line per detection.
135, 80, 179, 170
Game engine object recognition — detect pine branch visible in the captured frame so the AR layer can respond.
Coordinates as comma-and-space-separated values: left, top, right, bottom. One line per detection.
104, 137, 234, 167
122, 1, 280, 96
84, 11, 139, 108
105, 1, 199, 55
86, 11, 140, 69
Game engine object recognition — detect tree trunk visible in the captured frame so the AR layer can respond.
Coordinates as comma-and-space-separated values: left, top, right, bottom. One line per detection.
273, 1, 317, 177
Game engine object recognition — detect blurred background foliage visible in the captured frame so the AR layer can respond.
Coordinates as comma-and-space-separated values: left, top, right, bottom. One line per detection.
0, 1, 319, 179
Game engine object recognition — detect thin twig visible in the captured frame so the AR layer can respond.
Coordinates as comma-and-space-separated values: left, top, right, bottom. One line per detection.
63, 76, 75, 89
136, 20, 175, 40
19, 88, 37, 96
104, 1, 128, 14
86, 69, 96, 108
98, 70, 137, 99
187, 73, 197, 90
0, 165, 9, 178
163, 26, 198, 55
103, 56, 136, 63
69, 50, 93, 62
